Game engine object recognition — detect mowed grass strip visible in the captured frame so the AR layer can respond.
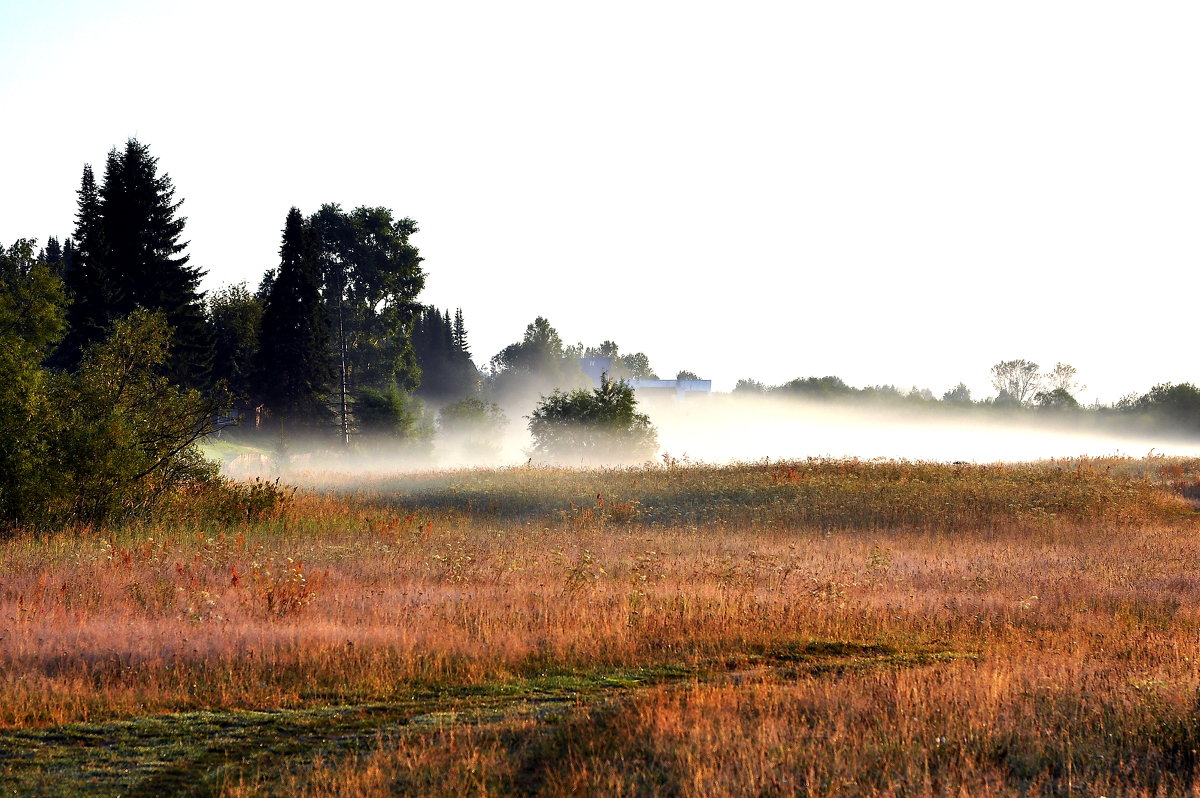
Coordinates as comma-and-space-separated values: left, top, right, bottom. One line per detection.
0, 643, 966, 797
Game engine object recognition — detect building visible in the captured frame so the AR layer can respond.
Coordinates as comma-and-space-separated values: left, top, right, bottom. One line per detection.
579, 357, 711, 400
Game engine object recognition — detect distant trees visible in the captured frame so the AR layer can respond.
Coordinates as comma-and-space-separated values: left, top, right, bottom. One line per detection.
412, 306, 478, 400
942, 382, 972, 403
989, 360, 1085, 408
733, 379, 767, 395
528, 375, 658, 464
492, 316, 569, 376
989, 359, 1042, 405
1118, 383, 1200, 432
776, 376, 855, 400
438, 396, 507, 460
582, 341, 657, 380
487, 316, 588, 401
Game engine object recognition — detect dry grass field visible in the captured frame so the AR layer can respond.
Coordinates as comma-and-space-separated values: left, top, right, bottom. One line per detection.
3, 457, 1200, 795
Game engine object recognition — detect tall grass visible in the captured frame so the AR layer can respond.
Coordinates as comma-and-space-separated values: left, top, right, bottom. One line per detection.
2, 458, 1200, 794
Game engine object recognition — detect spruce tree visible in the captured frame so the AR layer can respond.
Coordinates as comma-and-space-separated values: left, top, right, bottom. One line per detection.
256, 209, 333, 432
452, 307, 469, 357
42, 237, 62, 269
53, 164, 113, 369
412, 305, 479, 400
98, 139, 212, 387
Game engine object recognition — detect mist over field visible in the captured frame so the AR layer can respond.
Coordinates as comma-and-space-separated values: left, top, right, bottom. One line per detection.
644, 396, 1199, 464
222, 394, 1200, 478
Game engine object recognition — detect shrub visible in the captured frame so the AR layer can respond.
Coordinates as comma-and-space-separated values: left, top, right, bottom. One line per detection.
0, 298, 219, 531
438, 396, 508, 459
528, 376, 658, 465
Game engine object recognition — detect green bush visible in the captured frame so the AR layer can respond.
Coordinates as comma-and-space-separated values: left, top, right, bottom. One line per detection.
40, 311, 220, 527
528, 376, 658, 465
0, 244, 220, 531
438, 396, 508, 461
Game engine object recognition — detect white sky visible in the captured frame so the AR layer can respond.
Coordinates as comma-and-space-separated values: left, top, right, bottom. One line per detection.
2, 0, 1198, 403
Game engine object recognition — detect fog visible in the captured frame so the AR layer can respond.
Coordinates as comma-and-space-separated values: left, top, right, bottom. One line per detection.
224, 394, 1200, 478
643, 395, 1197, 465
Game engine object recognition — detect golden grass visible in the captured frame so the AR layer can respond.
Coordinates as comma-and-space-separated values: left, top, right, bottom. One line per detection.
4, 457, 1200, 794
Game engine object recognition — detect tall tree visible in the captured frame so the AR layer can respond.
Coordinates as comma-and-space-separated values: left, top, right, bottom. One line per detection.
310, 204, 425, 441
98, 139, 212, 387
255, 209, 333, 432
990, 359, 1041, 405
452, 308, 469, 357
53, 164, 113, 369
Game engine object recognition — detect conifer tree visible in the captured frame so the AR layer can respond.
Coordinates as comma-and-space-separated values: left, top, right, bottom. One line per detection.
98, 139, 212, 387
411, 305, 478, 400
256, 209, 333, 432
41, 237, 62, 269
53, 165, 113, 369
452, 308, 469, 357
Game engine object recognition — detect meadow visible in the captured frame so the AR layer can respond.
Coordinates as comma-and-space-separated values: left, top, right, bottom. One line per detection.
3, 457, 1200, 795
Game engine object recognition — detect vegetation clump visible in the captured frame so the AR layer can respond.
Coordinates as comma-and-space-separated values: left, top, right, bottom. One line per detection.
528, 375, 658, 465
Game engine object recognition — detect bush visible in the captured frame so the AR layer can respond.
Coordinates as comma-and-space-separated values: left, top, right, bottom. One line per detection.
354, 385, 434, 455
0, 300, 219, 531
438, 396, 508, 461
40, 311, 220, 527
528, 376, 658, 465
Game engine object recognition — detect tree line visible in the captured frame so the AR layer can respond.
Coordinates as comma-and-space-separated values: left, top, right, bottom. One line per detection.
0, 138, 669, 526
733, 358, 1200, 437
26, 139, 488, 447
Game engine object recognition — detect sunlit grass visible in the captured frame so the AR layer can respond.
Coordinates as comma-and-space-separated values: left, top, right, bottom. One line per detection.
2, 457, 1200, 794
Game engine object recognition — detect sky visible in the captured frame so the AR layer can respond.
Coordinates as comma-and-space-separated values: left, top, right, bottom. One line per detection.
2, 0, 1198, 403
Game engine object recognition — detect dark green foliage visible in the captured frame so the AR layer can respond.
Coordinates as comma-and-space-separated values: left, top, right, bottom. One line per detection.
491, 316, 568, 375
100, 140, 212, 386
207, 283, 263, 407
0, 245, 218, 529
354, 385, 419, 439
1122, 383, 1200, 431
41, 236, 63, 269
55, 142, 213, 385
256, 209, 333, 432
616, 352, 656, 380
0, 239, 68, 524
43, 311, 219, 526
452, 308, 468, 356
412, 306, 478, 400
528, 376, 658, 464
55, 164, 113, 369
488, 317, 588, 401
675, 370, 699, 381
310, 204, 425, 394
1034, 387, 1081, 411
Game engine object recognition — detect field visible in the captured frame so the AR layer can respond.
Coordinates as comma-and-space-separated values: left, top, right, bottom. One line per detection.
3, 457, 1200, 795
